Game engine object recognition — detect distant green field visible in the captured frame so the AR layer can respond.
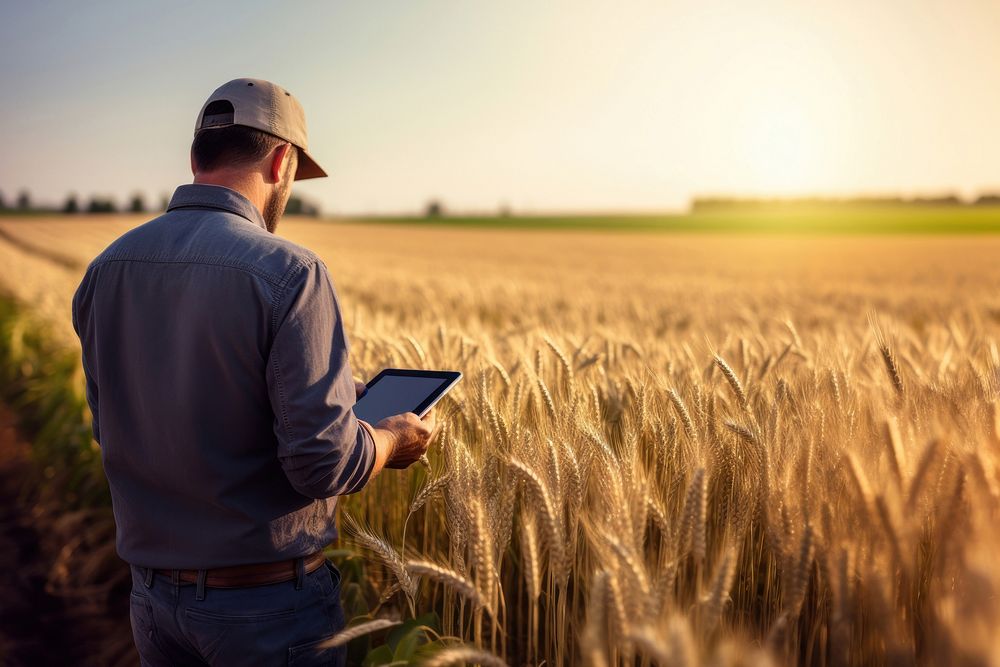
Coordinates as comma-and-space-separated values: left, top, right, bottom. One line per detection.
344, 205, 1000, 233
7, 205, 1000, 233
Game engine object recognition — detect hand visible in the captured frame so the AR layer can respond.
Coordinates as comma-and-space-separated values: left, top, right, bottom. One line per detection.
376, 409, 438, 470
353, 376, 367, 400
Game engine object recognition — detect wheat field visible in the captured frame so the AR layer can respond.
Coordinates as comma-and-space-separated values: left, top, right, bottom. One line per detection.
2, 214, 999, 665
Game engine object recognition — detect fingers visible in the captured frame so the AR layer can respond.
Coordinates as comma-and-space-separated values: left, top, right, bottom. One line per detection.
427, 420, 443, 446
381, 410, 441, 470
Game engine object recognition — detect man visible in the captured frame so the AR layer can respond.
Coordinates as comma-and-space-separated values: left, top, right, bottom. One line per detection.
71, 78, 436, 666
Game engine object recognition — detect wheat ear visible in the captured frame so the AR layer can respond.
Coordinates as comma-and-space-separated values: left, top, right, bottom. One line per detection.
536, 375, 558, 421
406, 560, 490, 611
318, 619, 401, 648
543, 334, 575, 388
700, 545, 737, 630
869, 311, 905, 396
342, 513, 414, 597
679, 467, 708, 561
520, 512, 542, 601
470, 497, 497, 600
422, 646, 510, 667
510, 457, 567, 580
785, 523, 814, 615
410, 473, 452, 514
667, 388, 699, 444
715, 355, 749, 408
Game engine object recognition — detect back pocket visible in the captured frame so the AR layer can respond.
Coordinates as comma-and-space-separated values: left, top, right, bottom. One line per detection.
184, 606, 297, 624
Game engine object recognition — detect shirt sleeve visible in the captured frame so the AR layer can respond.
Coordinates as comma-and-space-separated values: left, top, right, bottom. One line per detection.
71, 275, 101, 446
266, 259, 375, 498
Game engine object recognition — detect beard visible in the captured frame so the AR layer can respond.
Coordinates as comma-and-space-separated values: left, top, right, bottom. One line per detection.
262, 168, 293, 233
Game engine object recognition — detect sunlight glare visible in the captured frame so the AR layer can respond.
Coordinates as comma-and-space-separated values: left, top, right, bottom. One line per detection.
739, 99, 826, 195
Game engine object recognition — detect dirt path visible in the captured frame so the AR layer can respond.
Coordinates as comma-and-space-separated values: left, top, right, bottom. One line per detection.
0, 402, 84, 666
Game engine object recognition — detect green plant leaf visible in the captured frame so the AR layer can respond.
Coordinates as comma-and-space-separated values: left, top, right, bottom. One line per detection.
362, 643, 394, 667
392, 625, 425, 661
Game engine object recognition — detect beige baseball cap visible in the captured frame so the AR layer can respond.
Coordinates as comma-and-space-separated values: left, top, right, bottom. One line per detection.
194, 78, 327, 180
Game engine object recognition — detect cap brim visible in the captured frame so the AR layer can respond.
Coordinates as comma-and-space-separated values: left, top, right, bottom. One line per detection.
294, 148, 327, 180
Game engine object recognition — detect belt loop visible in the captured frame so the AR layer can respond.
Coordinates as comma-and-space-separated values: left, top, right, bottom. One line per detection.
294, 557, 305, 590
143, 566, 154, 589
195, 569, 207, 601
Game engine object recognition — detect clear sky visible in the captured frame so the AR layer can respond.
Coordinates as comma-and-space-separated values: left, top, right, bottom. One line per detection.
2, 0, 999, 215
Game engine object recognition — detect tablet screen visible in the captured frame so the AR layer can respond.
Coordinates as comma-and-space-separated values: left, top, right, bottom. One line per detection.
352, 374, 451, 425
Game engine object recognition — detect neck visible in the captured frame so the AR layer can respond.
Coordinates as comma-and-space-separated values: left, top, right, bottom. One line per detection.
193, 172, 267, 217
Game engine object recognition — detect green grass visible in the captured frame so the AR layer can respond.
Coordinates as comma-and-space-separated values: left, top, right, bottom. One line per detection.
0, 295, 108, 508
337, 205, 1000, 234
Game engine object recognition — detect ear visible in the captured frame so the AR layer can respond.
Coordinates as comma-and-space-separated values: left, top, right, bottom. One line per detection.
269, 143, 292, 184
190, 148, 197, 176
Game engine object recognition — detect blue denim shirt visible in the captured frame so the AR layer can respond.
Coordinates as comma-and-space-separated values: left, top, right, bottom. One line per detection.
71, 183, 376, 569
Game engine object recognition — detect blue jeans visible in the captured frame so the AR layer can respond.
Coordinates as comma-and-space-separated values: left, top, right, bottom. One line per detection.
128, 560, 347, 666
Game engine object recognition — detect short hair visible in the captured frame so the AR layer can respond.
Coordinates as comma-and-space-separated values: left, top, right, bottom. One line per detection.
191, 101, 286, 172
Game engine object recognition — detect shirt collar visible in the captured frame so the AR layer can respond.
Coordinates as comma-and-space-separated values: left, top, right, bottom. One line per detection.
166, 184, 267, 231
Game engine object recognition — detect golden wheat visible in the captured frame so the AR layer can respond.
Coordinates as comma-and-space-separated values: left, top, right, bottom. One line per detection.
3, 216, 1000, 665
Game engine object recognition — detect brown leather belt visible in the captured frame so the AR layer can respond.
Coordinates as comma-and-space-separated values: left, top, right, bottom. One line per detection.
155, 551, 327, 588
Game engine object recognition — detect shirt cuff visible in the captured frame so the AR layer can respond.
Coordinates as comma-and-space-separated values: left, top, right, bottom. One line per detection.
356, 419, 378, 483
357, 418, 377, 444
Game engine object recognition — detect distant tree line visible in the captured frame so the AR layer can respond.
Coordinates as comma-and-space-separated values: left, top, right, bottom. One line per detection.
284, 196, 321, 217
424, 199, 445, 218
421, 199, 513, 218
0, 188, 321, 217
691, 194, 1000, 213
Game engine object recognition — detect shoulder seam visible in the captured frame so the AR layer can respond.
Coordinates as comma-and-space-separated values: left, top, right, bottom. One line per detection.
89, 255, 300, 289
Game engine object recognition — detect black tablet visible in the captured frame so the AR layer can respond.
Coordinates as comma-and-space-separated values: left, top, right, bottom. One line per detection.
352, 368, 462, 425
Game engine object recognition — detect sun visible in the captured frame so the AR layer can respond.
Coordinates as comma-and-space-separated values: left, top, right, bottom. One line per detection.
737, 100, 830, 195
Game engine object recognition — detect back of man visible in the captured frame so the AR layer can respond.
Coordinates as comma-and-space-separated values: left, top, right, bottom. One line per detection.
74, 183, 372, 568
71, 78, 436, 666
